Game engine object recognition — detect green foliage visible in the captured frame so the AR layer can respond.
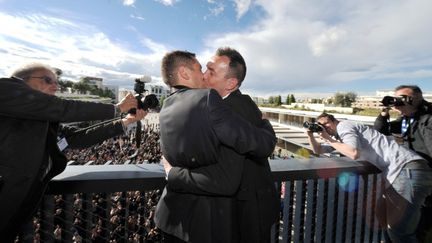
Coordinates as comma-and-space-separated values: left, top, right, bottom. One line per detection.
268, 96, 274, 104
275, 95, 282, 106
353, 108, 399, 118
290, 94, 296, 103
333, 92, 357, 107
58, 79, 74, 92
285, 94, 296, 105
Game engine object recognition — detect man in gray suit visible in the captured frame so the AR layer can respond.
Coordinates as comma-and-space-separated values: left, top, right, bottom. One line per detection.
154, 50, 276, 243
162, 47, 279, 243
0, 63, 145, 241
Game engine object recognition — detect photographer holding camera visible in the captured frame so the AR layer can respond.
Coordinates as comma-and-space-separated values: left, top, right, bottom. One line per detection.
0, 63, 147, 241
374, 85, 432, 242
306, 113, 432, 243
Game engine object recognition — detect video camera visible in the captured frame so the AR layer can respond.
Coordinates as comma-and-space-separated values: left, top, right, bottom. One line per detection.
128, 79, 159, 158
129, 78, 159, 114
380, 95, 412, 107
303, 121, 323, 133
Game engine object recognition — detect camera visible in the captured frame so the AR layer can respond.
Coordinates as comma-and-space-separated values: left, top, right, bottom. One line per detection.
380, 95, 412, 107
303, 121, 322, 133
129, 79, 159, 114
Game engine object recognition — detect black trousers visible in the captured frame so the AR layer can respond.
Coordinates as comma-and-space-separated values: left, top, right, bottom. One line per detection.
162, 231, 188, 243
417, 195, 432, 243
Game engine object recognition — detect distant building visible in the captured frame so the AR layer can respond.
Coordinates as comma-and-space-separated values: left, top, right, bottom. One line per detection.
352, 96, 382, 109
145, 83, 170, 100
136, 75, 170, 100
82, 76, 103, 89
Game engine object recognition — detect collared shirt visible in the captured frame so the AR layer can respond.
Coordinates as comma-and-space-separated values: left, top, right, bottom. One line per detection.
401, 117, 414, 136
222, 92, 231, 99
337, 120, 423, 185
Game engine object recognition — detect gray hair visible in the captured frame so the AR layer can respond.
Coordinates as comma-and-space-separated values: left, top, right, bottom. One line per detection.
11, 63, 57, 81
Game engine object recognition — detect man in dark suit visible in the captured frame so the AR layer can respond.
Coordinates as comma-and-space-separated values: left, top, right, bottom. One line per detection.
0, 63, 145, 241
154, 50, 276, 243
163, 47, 279, 243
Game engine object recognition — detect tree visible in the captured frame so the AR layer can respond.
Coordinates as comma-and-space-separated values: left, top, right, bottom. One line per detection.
275, 95, 282, 106
285, 94, 296, 105
290, 94, 296, 104
72, 82, 87, 94
102, 88, 115, 99
57, 79, 74, 93
334, 92, 357, 107
345, 92, 357, 107
268, 96, 274, 104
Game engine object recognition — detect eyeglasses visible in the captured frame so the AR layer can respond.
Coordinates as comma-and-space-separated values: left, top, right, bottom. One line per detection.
28, 76, 58, 85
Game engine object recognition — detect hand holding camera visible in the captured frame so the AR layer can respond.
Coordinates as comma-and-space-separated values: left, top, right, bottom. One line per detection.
129, 79, 159, 114
303, 121, 334, 144
116, 93, 138, 113
128, 79, 159, 156
303, 121, 323, 133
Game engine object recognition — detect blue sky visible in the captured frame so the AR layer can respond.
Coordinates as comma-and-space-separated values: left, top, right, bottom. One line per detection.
1, 0, 431, 98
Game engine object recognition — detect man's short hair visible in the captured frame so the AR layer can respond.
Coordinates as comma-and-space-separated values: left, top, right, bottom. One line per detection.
317, 112, 336, 122
395, 85, 425, 108
11, 63, 57, 82
215, 47, 247, 87
395, 85, 423, 96
161, 50, 197, 87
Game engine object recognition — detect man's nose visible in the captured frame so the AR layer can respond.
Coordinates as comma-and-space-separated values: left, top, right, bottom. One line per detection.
202, 74, 208, 81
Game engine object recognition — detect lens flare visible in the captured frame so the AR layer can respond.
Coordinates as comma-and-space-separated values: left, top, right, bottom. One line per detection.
337, 172, 359, 192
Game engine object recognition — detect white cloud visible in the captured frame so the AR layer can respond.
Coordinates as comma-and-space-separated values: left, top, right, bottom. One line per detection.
130, 14, 145, 21
154, 0, 179, 7
309, 26, 348, 57
201, 0, 432, 96
209, 3, 225, 16
2, 0, 432, 97
233, 0, 252, 20
0, 12, 167, 88
204, 1, 225, 20
123, 0, 135, 6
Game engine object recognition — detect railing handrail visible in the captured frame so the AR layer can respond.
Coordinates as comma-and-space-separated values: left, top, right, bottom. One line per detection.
47, 157, 381, 194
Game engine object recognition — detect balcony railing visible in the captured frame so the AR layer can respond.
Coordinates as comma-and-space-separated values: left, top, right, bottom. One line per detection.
19, 157, 384, 243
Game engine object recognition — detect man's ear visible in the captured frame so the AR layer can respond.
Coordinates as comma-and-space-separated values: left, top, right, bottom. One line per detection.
226, 78, 239, 91
178, 66, 189, 80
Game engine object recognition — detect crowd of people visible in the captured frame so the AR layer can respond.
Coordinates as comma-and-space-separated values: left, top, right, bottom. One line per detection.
65, 123, 161, 165
28, 123, 163, 242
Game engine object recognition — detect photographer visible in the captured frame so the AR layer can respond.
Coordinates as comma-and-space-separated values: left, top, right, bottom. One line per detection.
306, 113, 432, 242
374, 85, 432, 242
0, 63, 146, 242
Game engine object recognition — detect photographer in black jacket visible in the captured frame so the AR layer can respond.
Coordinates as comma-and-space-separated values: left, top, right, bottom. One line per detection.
0, 63, 146, 242
374, 85, 432, 242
